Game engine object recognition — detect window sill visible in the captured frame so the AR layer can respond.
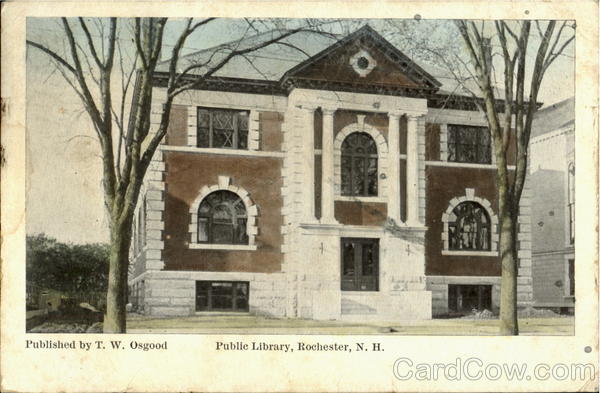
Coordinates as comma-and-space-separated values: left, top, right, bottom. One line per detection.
161, 145, 283, 158
189, 243, 257, 251
442, 250, 498, 257
336, 196, 387, 203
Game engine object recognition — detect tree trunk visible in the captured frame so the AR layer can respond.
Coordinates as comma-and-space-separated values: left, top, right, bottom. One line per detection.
499, 204, 519, 335
103, 218, 132, 333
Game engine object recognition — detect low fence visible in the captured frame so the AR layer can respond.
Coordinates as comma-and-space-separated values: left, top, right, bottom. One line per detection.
26, 282, 107, 312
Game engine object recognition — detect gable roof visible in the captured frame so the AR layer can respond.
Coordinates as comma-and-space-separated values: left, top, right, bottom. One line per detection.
156, 25, 440, 91
153, 24, 505, 111
531, 97, 575, 138
158, 29, 340, 81
281, 25, 441, 90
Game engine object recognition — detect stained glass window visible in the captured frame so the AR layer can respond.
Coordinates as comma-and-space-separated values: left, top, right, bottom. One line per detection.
447, 125, 491, 164
341, 132, 378, 196
197, 191, 248, 244
197, 108, 249, 149
448, 201, 491, 251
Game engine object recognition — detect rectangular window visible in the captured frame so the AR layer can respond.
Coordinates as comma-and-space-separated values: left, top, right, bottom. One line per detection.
447, 125, 491, 164
195, 281, 249, 312
568, 163, 575, 245
568, 259, 575, 297
197, 107, 249, 149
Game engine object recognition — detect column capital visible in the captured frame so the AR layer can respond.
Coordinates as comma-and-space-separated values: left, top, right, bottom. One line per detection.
405, 111, 426, 120
321, 106, 337, 116
388, 111, 403, 119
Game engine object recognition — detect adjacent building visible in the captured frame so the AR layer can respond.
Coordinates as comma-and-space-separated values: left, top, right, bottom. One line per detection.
128, 25, 534, 320
529, 97, 575, 313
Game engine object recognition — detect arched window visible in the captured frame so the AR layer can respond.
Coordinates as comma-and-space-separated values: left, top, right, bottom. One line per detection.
448, 201, 491, 251
197, 190, 248, 244
341, 132, 378, 196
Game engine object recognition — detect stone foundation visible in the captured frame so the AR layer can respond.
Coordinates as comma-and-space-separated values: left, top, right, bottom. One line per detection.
132, 271, 287, 318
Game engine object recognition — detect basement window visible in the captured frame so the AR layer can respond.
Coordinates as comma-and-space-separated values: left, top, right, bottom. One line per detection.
195, 281, 249, 312
448, 284, 492, 313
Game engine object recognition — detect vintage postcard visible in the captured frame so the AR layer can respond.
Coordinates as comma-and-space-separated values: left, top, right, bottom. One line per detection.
1, 0, 598, 392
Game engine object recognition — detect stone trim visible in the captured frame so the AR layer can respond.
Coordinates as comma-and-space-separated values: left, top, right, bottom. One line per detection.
161, 145, 283, 158
189, 244, 258, 251
335, 195, 387, 203
188, 175, 258, 247
439, 123, 448, 161
144, 149, 166, 271
425, 160, 516, 170
427, 275, 501, 285
442, 250, 498, 257
350, 49, 377, 77
187, 106, 197, 147
441, 187, 500, 252
171, 88, 288, 113
333, 120, 389, 197
248, 110, 260, 151
417, 116, 426, 224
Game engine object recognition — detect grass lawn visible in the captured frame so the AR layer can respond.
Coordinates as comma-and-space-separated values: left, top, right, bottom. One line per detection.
126, 314, 574, 335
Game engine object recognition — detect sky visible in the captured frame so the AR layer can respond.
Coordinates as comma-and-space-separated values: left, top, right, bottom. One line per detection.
25, 18, 575, 244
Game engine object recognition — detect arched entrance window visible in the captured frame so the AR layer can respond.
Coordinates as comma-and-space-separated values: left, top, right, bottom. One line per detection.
198, 190, 248, 244
341, 132, 378, 196
448, 201, 491, 251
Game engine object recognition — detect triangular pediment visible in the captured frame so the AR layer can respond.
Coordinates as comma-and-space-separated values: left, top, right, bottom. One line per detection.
282, 25, 441, 92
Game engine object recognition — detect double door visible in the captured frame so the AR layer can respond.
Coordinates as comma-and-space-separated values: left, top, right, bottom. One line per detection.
341, 238, 379, 291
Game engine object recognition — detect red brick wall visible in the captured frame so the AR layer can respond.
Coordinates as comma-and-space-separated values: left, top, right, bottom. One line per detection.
163, 151, 283, 273
294, 40, 421, 89
334, 201, 387, 226
165, 105, 188, 146
260, 111, 284, 152
425, 123, 441, 161
425, 166, 501, 276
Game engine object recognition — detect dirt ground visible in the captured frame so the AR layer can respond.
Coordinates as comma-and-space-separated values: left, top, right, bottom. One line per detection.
125, 313, 574, 335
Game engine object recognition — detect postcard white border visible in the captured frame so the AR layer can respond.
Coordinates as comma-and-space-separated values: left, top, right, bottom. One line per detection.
1, 1, 598, 392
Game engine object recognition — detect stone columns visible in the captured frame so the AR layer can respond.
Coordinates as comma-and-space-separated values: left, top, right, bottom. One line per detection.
302, 105, 317, 223
406, 114, 421, 226
387, 112, 402, 224
321, 107, 337, 224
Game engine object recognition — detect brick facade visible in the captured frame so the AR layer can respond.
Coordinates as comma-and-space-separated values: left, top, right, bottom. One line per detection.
128, 25, 536, 320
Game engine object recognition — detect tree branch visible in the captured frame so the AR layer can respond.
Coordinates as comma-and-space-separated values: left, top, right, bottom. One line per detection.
78, 17, 103, 68
26, 40, 76, 74
171, 27, 322, 96
134, 18, 148, 69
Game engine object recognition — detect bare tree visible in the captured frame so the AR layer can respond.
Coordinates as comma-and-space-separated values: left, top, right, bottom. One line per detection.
450, 20, 574, 335
27, 17, 334, 333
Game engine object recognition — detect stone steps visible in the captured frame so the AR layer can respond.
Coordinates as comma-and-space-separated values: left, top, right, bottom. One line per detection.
341, 298, 377, 315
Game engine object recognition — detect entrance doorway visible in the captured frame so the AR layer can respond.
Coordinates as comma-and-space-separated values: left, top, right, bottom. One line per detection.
341, 238, 379, 291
